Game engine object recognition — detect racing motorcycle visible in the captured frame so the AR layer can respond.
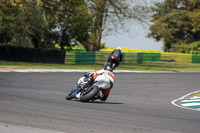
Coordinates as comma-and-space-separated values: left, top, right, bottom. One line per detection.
65, 69, 115, 102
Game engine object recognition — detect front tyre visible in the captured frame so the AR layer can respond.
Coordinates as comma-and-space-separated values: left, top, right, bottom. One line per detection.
66, 88, 75, 100
80, 85, 100, 102
66, 94, 73, 100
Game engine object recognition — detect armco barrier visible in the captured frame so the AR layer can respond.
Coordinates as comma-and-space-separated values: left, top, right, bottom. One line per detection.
161, 53, 192, 63
0, 45, 66, 64
192, 54, 200, 63
65, 51, 128, 65
1, 46, 199, 65
75, 51, 95, 64
137, 53, 143, 64
95, 52, 110, 64
65, 51, 200, 65
142, 53, 161, 62
65, 51, 76, 64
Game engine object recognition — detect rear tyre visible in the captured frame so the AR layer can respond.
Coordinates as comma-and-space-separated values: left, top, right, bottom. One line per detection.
80, 85, 100, 102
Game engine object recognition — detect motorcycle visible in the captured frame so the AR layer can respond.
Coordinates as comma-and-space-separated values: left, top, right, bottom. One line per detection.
65, 69, 115, 102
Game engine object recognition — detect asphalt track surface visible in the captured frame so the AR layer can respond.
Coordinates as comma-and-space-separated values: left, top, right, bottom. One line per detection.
0, 72, 200, 133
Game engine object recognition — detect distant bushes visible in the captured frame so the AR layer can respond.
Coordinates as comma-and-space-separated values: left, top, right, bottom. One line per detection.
179, 41, 200, 54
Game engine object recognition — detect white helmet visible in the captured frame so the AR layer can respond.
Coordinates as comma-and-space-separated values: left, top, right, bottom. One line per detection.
117, 47, 121, 51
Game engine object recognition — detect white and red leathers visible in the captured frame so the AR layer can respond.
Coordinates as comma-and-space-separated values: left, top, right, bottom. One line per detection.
88, 69, 115, 101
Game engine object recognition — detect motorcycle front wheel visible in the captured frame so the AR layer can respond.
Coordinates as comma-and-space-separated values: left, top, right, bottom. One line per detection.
80, 85, 100, 102
66, 92, 73, 100
66, 86, 76, 100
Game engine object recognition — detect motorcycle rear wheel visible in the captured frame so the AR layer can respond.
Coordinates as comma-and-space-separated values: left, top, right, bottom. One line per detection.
80, 85, 100, 102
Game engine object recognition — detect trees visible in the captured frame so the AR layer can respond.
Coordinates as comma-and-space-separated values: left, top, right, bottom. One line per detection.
148, 0, 200, 52
0, 1, 18, 46
84, 0, 149, 51
54, 0, 93, 50
0, 0, 148, 51
0, 0, 93, 49
0, 0, 51, 48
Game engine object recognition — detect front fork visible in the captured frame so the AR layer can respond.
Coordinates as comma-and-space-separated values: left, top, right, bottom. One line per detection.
72, 85, 80, 98
72, 84, 87, 99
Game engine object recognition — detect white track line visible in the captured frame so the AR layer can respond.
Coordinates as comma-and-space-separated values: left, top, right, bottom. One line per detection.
181, 103, 200, 106
171, 90, 200, 111
182, 99, 200, 102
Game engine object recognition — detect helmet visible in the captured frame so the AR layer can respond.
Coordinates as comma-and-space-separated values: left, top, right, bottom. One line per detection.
117, 47, 121, 51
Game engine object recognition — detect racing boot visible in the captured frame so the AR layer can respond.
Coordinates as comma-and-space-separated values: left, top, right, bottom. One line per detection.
91, 90, 105, 101
96, 90, 105, 101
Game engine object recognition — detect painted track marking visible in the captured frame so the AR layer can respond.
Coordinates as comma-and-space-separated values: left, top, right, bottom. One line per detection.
171, 91, 200, 111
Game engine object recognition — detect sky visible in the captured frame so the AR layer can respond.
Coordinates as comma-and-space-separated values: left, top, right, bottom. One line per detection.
101, 0, 163, 51
101, 26, 163, 50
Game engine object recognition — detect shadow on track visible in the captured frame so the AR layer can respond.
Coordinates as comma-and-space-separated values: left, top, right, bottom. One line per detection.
68, 100, 124, 104
88, 101, 124, 104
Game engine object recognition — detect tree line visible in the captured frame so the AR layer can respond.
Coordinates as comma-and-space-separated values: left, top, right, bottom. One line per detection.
148, 0, 200, 53
0, 0, 200, 53
0, 0, 148, 51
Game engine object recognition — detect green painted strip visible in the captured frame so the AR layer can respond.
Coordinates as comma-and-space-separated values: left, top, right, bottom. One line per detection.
75, 52, 95, 64
185, 106, 200, 109
181, 101, 200, 104
137, 53, 143, 64
143, 53, 161, 62
121, 52, 125, 64
192, 54, 200, 64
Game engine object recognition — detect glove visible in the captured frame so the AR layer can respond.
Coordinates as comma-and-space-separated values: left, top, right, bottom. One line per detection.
84, 74, 93, 83
84, 72, 89, 78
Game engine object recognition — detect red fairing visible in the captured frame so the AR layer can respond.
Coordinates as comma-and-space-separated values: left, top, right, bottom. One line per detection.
93, 74, 98, 80
89, 69, 104, 73
102, 88, 111, 101
108, 72, 115, 79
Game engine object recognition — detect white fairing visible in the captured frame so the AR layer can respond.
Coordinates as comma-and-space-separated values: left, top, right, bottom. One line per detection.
94, 71, 115, 89
77, 77, 86, 85
77, 70, 115, 90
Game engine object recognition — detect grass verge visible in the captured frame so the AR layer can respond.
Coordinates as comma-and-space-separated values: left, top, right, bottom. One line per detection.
194, 92, 200, 97
0, 61, 104, 70
118, 62, 200, 72
0, 61, 200, 72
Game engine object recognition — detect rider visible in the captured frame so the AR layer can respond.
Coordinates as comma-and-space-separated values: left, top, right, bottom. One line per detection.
84, 70, 106, 101
104, 47, 123, 71
82, 47, 123, 101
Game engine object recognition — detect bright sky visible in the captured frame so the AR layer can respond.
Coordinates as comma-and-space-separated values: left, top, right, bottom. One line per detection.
101, 26, 163, 50
101, 0, 163, 51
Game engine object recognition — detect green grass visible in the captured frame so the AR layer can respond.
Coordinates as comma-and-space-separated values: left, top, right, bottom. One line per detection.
194, 92, 200, 97
0, 61, 200, 72
0, 61, 104, 70
118, 62, 200, 72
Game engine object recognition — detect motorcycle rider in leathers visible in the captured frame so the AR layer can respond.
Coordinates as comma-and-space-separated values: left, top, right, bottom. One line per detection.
104, 47, 123, 71
84, 47, 123, 101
